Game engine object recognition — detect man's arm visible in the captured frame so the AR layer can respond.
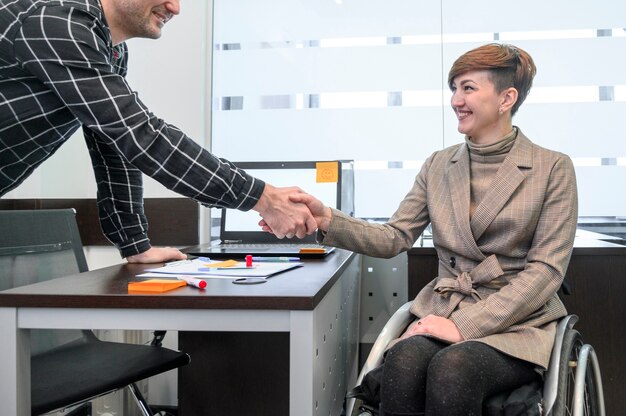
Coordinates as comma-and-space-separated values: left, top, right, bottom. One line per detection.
83, 127, 152, 257
15, 8, 264, 209
86, 128, 185, 261
15, 6, 313, 259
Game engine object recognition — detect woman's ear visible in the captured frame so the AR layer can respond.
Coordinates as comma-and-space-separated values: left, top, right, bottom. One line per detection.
500, 87, 518, 114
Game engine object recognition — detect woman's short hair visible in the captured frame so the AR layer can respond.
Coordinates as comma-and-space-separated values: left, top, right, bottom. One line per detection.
448, 43, 536, 116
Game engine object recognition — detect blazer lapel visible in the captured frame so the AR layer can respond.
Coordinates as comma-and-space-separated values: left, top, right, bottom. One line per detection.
447, 145, 485, 260
470, 132, 533, 240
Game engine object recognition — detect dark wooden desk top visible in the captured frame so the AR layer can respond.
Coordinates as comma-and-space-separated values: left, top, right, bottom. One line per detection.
0, 249, 356, 311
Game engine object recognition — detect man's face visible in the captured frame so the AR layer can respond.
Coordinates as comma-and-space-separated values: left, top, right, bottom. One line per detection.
113, 0, 180, 40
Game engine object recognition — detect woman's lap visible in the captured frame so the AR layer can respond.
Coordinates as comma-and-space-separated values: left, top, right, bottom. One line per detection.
377, 336, 540, 416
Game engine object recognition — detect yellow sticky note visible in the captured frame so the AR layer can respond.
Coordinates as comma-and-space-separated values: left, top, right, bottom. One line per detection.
316, 161, 339, 183
203, 259, 240, 268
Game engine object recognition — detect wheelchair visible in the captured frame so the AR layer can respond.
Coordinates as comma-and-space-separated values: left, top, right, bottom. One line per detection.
346, 302, 605, 416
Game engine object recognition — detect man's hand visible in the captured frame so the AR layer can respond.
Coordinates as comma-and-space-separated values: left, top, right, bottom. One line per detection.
126, 247, 187, 264
253, 184, 317, 239
399, 314, 464, 344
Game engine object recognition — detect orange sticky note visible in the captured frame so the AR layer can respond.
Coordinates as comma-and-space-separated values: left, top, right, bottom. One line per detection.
128, 279, 186, 293
202, 259, 240, 268
299, 247, 327, 254
316, 162, 339, 183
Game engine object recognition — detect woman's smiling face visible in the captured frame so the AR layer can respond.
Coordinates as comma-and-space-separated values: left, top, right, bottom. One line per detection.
450, 70, 512, 144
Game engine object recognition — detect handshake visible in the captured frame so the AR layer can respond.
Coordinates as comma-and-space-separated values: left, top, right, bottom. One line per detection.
127, 184, 331, 264
253, 184, 332, 239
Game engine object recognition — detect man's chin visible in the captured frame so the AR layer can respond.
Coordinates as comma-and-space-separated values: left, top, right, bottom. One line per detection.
133, 24, 163, 40
138, 31, 162, 40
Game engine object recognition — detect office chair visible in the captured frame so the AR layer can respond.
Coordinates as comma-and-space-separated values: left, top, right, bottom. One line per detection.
346, 302, 605, 416
0, 209, 191, 416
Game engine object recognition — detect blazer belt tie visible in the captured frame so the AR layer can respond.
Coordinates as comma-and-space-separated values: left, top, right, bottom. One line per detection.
433, 254, 504, 303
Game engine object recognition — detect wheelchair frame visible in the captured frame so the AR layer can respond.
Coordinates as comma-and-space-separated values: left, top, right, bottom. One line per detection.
346, 302, 605, 416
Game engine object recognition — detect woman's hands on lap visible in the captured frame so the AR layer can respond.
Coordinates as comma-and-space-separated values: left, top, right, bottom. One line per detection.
400, 315, 464, 344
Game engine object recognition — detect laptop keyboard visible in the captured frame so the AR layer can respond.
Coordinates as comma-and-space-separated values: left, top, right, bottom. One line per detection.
222, 243, 327, 249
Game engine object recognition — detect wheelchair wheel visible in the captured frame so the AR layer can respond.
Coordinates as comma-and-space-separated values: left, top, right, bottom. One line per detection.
552, 329, 602, 416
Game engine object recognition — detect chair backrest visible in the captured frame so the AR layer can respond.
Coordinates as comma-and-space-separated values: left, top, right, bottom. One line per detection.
0, 209, 90, 354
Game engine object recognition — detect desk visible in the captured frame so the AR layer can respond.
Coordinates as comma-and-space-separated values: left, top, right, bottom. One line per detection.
408, 240, 626, 416
0, 249, 360, 416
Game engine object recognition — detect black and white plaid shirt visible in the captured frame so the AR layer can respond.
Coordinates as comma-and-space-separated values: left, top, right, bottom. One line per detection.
0, 0, 264, 257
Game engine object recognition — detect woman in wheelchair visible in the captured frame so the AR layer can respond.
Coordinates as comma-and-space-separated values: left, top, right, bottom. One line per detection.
288, 43, 578, 415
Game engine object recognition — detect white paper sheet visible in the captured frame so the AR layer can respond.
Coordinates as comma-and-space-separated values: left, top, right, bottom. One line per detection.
139, 258, 302, 278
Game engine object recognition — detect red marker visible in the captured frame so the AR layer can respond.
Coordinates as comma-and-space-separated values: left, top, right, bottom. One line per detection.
245, 254, 253, 268
178, 276, 207, 289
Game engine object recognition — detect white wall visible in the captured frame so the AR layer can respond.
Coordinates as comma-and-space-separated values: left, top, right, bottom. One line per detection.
209, 0, 626, 219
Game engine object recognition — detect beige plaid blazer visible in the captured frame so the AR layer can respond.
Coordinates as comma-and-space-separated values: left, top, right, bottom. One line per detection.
322, 131, 578, 368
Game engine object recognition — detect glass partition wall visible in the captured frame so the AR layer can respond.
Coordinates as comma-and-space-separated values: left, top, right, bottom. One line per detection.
211, 0, 626, 240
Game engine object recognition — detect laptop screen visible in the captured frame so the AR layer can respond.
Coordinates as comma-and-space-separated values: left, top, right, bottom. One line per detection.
219, 161, 353, 243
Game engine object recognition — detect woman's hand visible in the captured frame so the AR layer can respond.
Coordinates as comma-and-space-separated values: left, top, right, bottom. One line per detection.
288, 193, 332, 232
259, 192, 332, 233
252, 184, 317, 238
400, 314, 464, 344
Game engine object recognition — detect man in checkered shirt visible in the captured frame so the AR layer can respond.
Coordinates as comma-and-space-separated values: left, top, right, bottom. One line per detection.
0, 0, 316, 263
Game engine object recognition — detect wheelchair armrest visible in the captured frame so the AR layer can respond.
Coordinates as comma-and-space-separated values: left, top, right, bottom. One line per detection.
346, 302, 414, 416
542, 314, 579, 414
356, 301, 415, 386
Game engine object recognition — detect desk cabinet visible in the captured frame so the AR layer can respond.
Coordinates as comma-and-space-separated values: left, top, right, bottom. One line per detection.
179, 331, 290, 415
177, 253, 362, 416
408, 244, 626, 416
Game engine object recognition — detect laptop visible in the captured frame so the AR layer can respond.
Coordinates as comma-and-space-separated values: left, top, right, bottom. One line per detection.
183, 160, 354, 258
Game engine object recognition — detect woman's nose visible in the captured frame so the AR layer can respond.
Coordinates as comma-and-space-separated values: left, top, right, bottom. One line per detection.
450, 91, 463, 107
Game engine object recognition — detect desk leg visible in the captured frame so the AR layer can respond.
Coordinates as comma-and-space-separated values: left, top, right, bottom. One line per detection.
290, 310, 314, 416
289, 256, 361, 416
0, 308, 30, 416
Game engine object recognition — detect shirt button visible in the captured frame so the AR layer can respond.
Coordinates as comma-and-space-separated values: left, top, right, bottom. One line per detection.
449, 257, 456, 268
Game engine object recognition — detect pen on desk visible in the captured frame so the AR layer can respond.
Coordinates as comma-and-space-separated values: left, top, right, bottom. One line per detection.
251, 256, 300, 262
165, 259, 192, 267
166, 256, 210, 267
198, 266, 253, 271
177, 276, 207, 289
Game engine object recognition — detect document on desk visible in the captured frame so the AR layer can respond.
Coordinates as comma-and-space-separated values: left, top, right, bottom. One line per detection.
138, 258, 303, 279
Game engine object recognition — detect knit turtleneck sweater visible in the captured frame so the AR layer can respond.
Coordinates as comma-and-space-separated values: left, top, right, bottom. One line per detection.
466, 127, 518, 218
